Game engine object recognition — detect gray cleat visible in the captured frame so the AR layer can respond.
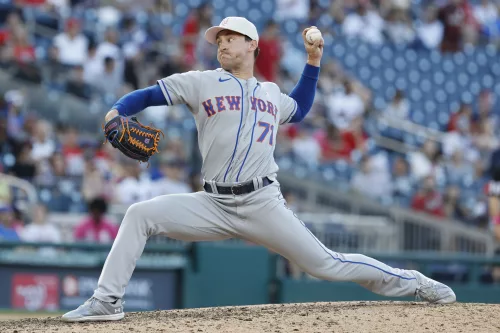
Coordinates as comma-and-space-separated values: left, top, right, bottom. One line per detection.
61, 297, 125, 322
411, 270, 457, 304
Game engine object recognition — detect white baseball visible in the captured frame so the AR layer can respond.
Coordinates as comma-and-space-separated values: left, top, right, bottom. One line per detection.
306, 28, 322, 44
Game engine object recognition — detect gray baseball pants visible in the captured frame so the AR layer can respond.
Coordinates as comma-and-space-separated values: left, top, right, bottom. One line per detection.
93, 180, 418, 302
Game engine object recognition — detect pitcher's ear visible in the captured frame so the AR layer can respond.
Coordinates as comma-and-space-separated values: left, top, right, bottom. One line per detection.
249, 40, 258, 51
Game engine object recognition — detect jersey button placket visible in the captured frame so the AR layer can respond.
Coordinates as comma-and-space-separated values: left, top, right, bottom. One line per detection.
230, 79, 244, 181
232, 80, 249, 182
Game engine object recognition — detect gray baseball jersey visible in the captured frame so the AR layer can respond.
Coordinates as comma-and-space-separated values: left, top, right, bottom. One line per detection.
156, 68, 297, 183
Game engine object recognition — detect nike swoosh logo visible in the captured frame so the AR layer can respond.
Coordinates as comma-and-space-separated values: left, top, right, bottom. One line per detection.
219, 77, 231, 82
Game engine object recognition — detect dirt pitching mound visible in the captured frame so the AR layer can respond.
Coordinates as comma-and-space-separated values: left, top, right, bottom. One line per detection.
1, 302, 499, 333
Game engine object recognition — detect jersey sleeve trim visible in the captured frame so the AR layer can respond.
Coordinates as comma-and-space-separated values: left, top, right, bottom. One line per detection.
157, 79, 173, 106
280, 99, 297, 125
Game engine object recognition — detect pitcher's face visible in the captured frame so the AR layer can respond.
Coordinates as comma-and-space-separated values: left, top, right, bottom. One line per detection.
216, 30, 255, 70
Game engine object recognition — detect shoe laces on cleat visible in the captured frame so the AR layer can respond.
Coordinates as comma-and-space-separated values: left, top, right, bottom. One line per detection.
415, 280, 443, 302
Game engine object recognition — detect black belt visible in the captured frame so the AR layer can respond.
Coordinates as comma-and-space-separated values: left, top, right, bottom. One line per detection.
204, 177, 273, 195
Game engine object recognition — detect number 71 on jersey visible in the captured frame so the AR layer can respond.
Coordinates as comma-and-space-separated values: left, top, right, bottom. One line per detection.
257, 121, 274, 145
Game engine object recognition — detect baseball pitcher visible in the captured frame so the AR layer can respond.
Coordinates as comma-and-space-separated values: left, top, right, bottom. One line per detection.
62, 17, 456, 322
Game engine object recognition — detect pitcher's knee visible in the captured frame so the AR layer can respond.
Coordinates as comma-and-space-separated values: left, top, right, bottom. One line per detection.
123, 202, 149, 224
302, 263, 345, 282
306, 268, 336, 281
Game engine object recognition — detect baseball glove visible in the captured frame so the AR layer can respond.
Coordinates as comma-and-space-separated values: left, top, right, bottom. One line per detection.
103, 115, 164, 163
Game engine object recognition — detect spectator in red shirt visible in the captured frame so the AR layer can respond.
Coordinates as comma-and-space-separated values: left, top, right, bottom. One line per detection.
411, 175, 446, 217
255, 20, 282, 82
61, 126, 85, 176
349, 117, 368, 153
447, 103, 472, 132
10, 26, 36, 64
74, 197, 118, 244
471, 90, 495, 134
181, 2, 213, 68
2, 25, 41, 82
0, 11, 24, 47
315, 123, 364, 163
438, 0, 479, 52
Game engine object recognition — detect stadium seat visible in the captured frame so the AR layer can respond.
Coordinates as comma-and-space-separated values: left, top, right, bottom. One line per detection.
453, 52, 466, 66
437, 111, 450, 127
482, 74, 494, 88
445, 81, 457, 94
380, 45, 394, 62
492, 63, 500, 77
357, 43, 370, 59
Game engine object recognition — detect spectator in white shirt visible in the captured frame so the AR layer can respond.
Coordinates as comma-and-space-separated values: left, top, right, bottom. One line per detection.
343, 2, 385, 44
152, 156, 192, 197
326, 79, 365, 130
351, 154, 393, 200
83, 43, 102, 85
31, 119, 55, 163
90, 57, 122, 98
291, 126, 321, 168
414, 5, 444, 50
53, 18, 88, 67
408, 139, 442, 180
385, 9, 416, 44
474, 0, 500, 42
391, 0, 411, 11
20, 204, 61, 244
443, 112, 480, 163
47, 0, 70, 16
95, 28, 123, 79
275, 0, 310, 21
384, 89, 409, 120
121, 16, 147, 58
114, 162, 154, 205
444, 150, 475, 185
474, 0, 498, 27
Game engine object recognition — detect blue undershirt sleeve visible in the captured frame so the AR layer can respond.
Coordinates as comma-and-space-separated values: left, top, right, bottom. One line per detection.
288, 64, 320, 123
112, 85, 167, 117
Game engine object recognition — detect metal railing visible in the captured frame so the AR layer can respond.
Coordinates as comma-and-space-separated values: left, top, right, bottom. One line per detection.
0, 173, 38, 220
0, 241, 189, 269
377, 114, 445, 141
277, 171, 497, 255
299, 213, 399, 253
367, 113, 446, 154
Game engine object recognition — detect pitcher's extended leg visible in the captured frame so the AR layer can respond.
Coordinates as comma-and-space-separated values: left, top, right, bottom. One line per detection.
238, 184, 454, 302
93, 192, 233, 302
245, 207, 417, 297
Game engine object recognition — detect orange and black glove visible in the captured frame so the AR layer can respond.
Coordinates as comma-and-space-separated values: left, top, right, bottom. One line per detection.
103, 115, 164, 163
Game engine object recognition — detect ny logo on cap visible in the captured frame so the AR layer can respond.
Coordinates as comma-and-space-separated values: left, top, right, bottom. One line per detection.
220, 18, 229, 26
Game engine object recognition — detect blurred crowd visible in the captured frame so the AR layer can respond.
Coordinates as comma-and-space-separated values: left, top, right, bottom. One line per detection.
0, 0, 498, 247
1, 0, 499, 102
0, 94, 196, 242
279, 88, 495, 226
